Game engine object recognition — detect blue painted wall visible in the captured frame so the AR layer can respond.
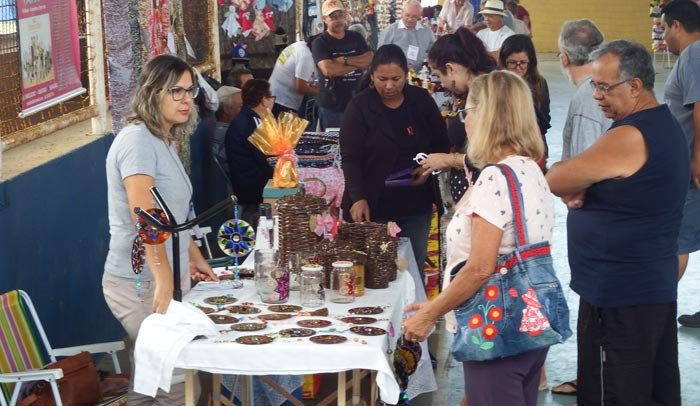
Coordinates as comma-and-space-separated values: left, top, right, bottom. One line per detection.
0, 135, 124, 348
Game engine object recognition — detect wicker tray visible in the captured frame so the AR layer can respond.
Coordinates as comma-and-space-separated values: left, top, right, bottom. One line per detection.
276, 193, 327, 265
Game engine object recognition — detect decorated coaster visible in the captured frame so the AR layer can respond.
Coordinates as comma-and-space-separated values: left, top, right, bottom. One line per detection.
136, 208, 171, 244
225, 305, 261, 314
309, 335, 347, 344
296, 319, 332, 328
231, 322, 267, 332
348, 306, 383, 315
268, 304, 303, 313
131, 235, 145, 274
341, 316, 377, 325
279, 328, 316, 338
350, 326, 387, 336
258, 313, 293, 321
203, 295, 238, 306
209, 314, 239, 324
196, 306, 216, 315
236, 335, 274, 345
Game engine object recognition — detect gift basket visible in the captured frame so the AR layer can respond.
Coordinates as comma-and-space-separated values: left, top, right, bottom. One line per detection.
248, 111, 308, 188
317, 239, 367, 289
338, 222, 397, 289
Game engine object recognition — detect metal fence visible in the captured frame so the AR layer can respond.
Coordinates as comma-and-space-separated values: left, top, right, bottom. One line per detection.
0, 0, 94, 148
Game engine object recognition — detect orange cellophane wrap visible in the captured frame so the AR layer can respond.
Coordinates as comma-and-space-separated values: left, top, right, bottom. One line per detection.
248, 111, 309, 188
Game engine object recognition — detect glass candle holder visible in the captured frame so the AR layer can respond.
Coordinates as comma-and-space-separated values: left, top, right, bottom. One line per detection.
300, 264, 325, 307
330, 260, 355, 303
255, 250, 289, 303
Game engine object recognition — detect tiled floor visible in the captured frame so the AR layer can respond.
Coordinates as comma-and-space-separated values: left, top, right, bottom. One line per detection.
418, 57, 700, 406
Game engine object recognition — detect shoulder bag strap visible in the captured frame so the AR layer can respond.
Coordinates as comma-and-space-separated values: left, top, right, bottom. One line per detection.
491, 163, 530, 248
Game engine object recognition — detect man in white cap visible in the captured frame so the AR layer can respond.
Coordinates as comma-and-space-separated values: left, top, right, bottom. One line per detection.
312, 0, 373, 130
379, 0, 435, 69
476, 0, 515, 60
214, 86, 243, 175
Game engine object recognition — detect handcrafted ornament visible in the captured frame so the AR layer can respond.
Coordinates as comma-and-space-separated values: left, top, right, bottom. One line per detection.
252, 9, 271, 41
218, 204, 256, 288
136, 208, 171, 244
231, 42, 250, 61
248, 111, 308, 188
261, 6, 276, 31
311, 213, 339, 240
652, 21, 667, 52
131, 235, 145, 301
237, 8, 255, 37
222, 5, 242, 38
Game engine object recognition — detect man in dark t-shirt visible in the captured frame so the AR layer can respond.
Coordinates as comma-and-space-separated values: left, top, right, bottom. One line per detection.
312, 0, 373, 130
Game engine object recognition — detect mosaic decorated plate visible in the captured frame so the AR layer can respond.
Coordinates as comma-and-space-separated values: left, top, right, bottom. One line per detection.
258, 313, 293, 321
196, 306, 216, 315
341, 316, 377, 325
236, 335, 274, 345
268, 304, 303, 313
279, 328, 316, 338
231, 322, 267, 332
348, 306, 383, 315
350, 326, 387, 336
209, 314, 239, 324
309, 335, 347, 344
218, 219, 255, 258
203, 296, 237, 306
296, 319, 332, 328
136, 208, 171, 245
225, 305, 261, 314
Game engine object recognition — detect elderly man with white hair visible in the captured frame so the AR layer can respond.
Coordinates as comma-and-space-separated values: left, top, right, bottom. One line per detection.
476, 0, 515, 60
378, 0, 436, 68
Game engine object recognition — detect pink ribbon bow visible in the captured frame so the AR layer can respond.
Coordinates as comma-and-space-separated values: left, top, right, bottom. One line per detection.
314, 214, 337, 240
387, 222, 402, 238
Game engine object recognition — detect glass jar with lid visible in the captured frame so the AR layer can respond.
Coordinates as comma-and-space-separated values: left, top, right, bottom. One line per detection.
330, 260, 355, 303
300, 265, 325, 307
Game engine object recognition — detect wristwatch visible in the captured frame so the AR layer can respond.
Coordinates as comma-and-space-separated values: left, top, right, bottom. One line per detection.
343, 56, 348, 66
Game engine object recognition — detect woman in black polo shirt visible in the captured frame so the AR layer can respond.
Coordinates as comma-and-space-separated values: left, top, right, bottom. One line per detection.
340, 44, 450, 277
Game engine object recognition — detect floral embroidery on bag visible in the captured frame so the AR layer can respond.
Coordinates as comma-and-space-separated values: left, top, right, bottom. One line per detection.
467, 286, 502, 350
519, 287, 551, 336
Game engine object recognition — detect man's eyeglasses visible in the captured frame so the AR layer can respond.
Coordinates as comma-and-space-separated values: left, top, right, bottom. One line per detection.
327, 11, 346, 20
167, 85, 199, 101
589, 79, 630, 94
506, 60, 529, 69
458, 106, 477, 123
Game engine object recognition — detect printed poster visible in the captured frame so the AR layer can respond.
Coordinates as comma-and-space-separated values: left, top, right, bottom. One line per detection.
16, 0, 85, 117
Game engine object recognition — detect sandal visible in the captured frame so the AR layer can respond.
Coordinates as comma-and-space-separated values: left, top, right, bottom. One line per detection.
551, 380, 577, 396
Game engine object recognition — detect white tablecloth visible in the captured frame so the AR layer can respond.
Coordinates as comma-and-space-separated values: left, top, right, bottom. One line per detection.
136, 264, 415, 403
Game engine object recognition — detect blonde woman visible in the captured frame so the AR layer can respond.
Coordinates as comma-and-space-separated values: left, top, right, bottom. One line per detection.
404, 71, 559, 406
103, 54, 217, 404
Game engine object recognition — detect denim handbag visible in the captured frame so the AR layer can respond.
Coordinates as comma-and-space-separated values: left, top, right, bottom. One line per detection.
450, 163, 572, 362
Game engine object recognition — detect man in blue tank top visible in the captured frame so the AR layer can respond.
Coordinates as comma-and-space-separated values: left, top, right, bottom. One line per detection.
546, 40, 689, 405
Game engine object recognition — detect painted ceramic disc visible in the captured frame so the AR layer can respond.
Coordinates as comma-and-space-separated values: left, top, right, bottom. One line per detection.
348, 306, 383, 315
350, 326, 387, 336
196, 306, 216, 314
258, 313, 293, 321
236, 335, 274, 345
231, 322, 267, 332
225, 305, 261, 314
208, 314, 239, 324
296, 319, 332, 328
268, 304, 303, 313
341, 316, 377, 325
279, 328, 316, 338
218, 219, 255, 257
136, 208, 171, 245
203, 295, 238, 305
131, 235, 145, 275
309, 335, 347, 344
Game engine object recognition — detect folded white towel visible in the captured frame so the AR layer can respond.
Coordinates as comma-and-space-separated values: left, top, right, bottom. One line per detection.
134, 300, 219, 396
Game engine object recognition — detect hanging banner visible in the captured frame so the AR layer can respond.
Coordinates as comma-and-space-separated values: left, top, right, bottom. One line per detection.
16, 0, 85, 118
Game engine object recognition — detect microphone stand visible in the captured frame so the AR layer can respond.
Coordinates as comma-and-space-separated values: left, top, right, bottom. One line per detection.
135, 187, 237, 301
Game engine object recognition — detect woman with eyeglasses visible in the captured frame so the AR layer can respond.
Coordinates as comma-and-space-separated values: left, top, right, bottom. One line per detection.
417, 27, 497, 204
103, 54, 217, 404
340, 44, 449, 278
499, 34, 551, 167
224, 78, 276, 228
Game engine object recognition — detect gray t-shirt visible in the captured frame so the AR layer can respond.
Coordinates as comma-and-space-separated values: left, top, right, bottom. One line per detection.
561, 76, 613, 160
664, 40, 700, 151
105, 123, 193, 281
